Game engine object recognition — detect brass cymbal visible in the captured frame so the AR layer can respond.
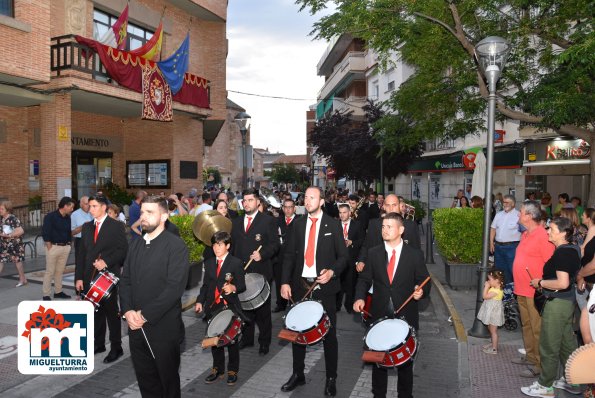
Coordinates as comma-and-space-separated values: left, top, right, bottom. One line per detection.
198, 215, 232, 246
192, 210, 219, 239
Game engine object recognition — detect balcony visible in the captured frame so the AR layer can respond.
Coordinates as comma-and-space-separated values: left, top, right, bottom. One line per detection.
332, 96, 367, 118
424, 137, 456, 152
317, 34, 355, 76
318, 51, 366, 101
49, 35, 210, 117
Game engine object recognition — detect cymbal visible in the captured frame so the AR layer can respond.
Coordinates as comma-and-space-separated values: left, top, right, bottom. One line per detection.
199, 215, 232, 246
192, 210, 219, 239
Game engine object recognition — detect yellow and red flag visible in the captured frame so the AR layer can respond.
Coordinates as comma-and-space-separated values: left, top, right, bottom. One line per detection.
98, 4, 129, 50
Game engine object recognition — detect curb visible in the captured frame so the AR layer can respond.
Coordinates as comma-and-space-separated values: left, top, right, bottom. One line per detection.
429, 271, 467, 343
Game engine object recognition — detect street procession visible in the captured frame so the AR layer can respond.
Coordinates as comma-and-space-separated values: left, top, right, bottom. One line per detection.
0, 1, 593, 398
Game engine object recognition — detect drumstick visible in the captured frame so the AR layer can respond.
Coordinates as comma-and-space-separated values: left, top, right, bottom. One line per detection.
394, 276, 431, 315
301, 281, 319, 301
244, 245, 263, 271
121, 314, 155, 359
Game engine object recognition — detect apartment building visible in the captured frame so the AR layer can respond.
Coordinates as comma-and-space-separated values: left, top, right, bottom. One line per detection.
0, 0, 227, 205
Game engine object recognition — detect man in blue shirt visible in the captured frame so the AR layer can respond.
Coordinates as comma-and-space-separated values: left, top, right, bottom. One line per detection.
42, 196, 75, 300
128, 190, 146, 239
70, 196, 93, 266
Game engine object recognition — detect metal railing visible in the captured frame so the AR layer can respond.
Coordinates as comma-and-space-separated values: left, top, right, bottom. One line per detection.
425, 137, 456, 152
12, 201, 56, 236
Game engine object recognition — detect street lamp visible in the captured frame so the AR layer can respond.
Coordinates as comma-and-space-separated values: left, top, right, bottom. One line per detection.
234, 111, 251, 191
468, 36, 510, 338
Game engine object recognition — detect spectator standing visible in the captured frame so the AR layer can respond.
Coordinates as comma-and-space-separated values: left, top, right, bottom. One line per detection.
522, 217, 581, 397
511, 201, 555, 378
0, 200, 28, 287
571, 196, 584, 221
41, 196, 75, 300
554, 193, 570, 215
490, 195, 521, 285
128, 190, 146, 240
191, 193, 213, 216
70, 196, 93, 267
559, 207, 585, 247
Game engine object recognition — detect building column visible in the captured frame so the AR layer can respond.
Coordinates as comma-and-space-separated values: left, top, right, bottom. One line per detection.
171, 115, 203, 193
40, 94, 72, 202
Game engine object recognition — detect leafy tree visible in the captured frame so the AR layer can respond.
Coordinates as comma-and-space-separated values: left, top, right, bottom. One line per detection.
309, 101, 422, 186
202, 167, 221, 185
271, 163, 301, 185
296, 0, 594, 200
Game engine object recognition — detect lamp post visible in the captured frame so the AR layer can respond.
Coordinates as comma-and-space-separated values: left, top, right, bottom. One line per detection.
234, 111, 251, 191
468, 36, 510, 338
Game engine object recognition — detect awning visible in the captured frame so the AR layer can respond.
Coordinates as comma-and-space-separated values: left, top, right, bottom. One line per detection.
203, 119, 225, 146
407, 148, 523, 173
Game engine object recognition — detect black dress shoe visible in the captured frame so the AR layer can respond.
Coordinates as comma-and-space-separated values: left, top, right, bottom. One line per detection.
238, 340, 254, 350
272, 306, 285, 313
94, 346, 106, 354
227, 371, 238, 385
205, 368, 223, 384
259, 345, 269, 356
281, 373, 306, 392
54, 292, 71, 299
42, 296, 51, 301
103, 348, 123, 363
324, 377, 337, 396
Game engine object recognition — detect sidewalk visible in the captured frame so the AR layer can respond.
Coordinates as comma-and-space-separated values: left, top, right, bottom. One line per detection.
426, 243, 578, 398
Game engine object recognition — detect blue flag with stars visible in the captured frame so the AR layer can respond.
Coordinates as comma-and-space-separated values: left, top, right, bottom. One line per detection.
157, 34, 189, 95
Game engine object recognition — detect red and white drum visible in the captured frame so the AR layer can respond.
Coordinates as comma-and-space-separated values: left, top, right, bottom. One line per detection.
284, 300, 331, 345
363, 318, 417, 367
206, 309, 242, 347
81, 270, 119, 310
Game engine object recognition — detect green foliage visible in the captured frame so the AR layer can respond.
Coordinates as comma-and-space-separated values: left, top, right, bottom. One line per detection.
271, 163, 300, 184
203, 167, 222, 185
169, 215, 205, 263
432, 208, 484, 264
28, 195, 42, 207
103, 182, 134, 208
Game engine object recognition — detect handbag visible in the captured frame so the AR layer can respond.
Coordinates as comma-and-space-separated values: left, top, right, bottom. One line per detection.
533, 289, 553, 316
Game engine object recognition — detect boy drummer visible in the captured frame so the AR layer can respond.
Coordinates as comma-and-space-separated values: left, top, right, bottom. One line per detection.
195, 231, 246, 386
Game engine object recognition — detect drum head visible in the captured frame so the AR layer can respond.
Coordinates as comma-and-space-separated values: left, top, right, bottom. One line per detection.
365, 319, 410, 351
207, 309, 234, 337
238, 273, 266, 301
285, 301, 324, 332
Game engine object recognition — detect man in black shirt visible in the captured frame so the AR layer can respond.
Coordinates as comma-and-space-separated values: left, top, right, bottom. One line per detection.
41, 196, 75, 301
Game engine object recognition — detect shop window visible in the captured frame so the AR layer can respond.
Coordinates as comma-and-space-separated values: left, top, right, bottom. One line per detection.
93, 8, 154, 51
0, 0, 14, 17
127, 160, 170, 188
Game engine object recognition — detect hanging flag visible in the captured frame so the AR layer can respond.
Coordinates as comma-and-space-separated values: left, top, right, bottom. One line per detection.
142, 65, 173, 122
157, 34, 189, 95
129, 22, 163, 61
98, 4, 129, 50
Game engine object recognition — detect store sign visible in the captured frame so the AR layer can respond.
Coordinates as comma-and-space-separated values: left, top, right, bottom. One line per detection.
408, 149, 523, 173
545, 139, 590, 160
71, 133, 122, 152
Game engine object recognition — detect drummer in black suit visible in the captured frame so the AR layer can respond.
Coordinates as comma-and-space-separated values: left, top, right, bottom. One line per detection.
280, 186, 348, 396
231, 188, 279, 355
272, 198, 300, 312
353, 212, 430, 398
195, 231, 246, 386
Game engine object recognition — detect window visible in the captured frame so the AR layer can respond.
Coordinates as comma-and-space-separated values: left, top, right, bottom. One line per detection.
93, 9, 154, 51
127, 160, 170, 188
0, 0, 14, 17
387, 81, 395, 92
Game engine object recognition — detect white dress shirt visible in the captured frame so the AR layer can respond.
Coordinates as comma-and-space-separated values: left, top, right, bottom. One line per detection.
384, 240, 404, 281
302, 211, 323, 278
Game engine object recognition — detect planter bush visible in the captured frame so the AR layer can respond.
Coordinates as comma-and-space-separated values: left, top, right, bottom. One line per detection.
170, 215, 205, 289
432, 208, 484, 289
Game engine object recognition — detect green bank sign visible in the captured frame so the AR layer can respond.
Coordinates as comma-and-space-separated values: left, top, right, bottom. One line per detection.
408, 148, 523, 173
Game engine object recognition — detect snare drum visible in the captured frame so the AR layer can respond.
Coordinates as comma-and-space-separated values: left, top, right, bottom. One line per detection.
363, 318, 417, 367
238, 273, 270, 310
205, 309, 242, 347
284, 300, 331, 345
81, 270, 119, 310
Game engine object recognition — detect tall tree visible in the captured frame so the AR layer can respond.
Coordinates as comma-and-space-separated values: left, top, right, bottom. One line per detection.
309, 101, 422, 186
297, 0, 594, 200
271, 163, 301, 185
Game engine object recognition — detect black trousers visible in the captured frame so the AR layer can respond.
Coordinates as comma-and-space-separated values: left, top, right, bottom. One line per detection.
337, 262, 356, 310
273, 259, 288, 309
73, 237, 82, 266
292, 291, 338, 378
241, 295, 272, 347
212, 343, 239, 373
129, 327, 181, 398
371, 361, 413, 398
94, 288, 121, 349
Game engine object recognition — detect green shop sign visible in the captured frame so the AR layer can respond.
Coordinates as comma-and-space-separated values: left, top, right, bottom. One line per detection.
407, 148, 523, 173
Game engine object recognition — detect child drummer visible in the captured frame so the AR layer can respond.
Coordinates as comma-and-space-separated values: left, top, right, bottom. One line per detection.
195, 231, 246, 386
353, 213, 430, 398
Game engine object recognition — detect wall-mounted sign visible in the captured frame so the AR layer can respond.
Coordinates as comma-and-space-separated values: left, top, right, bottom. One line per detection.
407, 148, 523, 173
494, 130, 505, 144
525, 139, 590, 162
71, 133, 122, 152
58, 126, 69, 141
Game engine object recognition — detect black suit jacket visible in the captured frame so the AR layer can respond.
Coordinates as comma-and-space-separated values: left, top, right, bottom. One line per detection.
355, 243, 430, 329
342, 219, 364, 264
231, 212, 280, 281
357, 217, 421, 263
197, 254, 246, 316
364, 202, 381, 219
281, 213, 349, 296
75, 216, 128, 287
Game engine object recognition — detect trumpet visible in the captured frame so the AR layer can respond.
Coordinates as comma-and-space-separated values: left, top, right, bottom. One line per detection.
404, 203, 416, 220
352, 196, 366, 220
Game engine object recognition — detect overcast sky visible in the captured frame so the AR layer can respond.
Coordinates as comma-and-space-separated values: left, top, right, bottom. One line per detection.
227, 0, 329, 155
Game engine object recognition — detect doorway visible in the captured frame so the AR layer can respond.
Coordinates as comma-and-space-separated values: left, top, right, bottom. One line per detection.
72, 151, 113, 200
